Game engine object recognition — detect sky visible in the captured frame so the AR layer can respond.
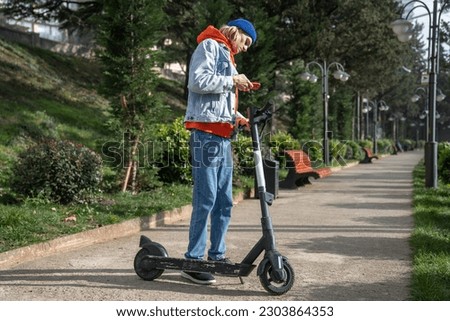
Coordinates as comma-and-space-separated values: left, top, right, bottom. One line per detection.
401, 0, 450, 41
398, 0, 450, 68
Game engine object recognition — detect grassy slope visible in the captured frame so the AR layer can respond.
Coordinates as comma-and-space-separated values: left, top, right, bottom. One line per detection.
0, 39, 110, 147
0, 38, 186, 184
0, 39, 192, 253
0, 39, 111, 186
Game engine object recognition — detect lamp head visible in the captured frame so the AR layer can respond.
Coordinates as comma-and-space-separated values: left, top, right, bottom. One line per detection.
309, 74, 318, 83
340, 72, 350, 82
379, 104, 389, 111
390, 19, 414, 42
391, 19, 413, 36
333, 70, 350, 82
300, 72, 319, 83
437, 90, 446, 102
397, 32, 414, 42
411, 94, 421, 103
300, 72, 311, 81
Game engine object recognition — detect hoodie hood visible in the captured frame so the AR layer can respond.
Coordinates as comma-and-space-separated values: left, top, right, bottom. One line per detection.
197, 25, 236, 64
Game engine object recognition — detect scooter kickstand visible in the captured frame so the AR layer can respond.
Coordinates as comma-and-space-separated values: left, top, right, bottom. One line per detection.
239, 276, 245, 284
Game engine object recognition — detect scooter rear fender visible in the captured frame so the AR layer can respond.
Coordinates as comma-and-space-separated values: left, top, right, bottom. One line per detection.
138, 235, 169, 259
139, 235, 153, 247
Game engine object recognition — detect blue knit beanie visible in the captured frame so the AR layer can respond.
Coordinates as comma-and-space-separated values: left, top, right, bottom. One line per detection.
227, 18, 257, 44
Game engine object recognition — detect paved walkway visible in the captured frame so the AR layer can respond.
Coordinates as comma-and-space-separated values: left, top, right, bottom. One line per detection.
0, 150, 422, 300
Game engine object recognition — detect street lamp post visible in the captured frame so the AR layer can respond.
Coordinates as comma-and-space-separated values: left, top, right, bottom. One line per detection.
412, 87, 429, 141
375, 101, 390, 154
391, 0, 450, 188
362, 103, 371, 140
389, 112, 407, 150
300, 60, 350, 166
388, 115, 398, 144
362, 99, 390, 154
411, 87, 445, 144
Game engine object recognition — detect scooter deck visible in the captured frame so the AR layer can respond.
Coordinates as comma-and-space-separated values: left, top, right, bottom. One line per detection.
141, 255, 256, 277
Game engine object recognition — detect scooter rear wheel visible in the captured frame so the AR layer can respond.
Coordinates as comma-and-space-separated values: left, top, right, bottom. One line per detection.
134, 244, 167, 281
259, 259, 295, 295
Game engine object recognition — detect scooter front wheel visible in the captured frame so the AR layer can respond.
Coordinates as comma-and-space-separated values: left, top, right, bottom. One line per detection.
258, 258, 295, 295
134, 243, 167, 281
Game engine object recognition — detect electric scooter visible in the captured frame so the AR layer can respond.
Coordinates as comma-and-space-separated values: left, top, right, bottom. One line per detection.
133, 102, 295, 295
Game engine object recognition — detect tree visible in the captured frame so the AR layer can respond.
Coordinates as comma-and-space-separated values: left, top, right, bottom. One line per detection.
161, 0, 280, 125
162, 0, 234, 98
278, 59, 321, 141
1, 0, 102, 35
97, 0, 166, 193
2, 0, 430, 146
266, 0, 421, 141
190, 0, 277, 123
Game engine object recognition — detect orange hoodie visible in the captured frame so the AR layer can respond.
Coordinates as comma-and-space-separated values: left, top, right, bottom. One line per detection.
196, 25, 236, 66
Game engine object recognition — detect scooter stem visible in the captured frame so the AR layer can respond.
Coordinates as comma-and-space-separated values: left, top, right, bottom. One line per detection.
249, 106, 287, 282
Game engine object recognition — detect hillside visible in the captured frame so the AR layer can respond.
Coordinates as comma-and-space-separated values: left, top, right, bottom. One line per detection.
0, 38, 186, 188
0, 39, 109, 145
0, 38, 193, 254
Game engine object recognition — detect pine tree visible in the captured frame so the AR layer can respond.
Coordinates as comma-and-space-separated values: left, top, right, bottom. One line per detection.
230, 1, 279, 116
97, 0, 165, 193
162, 0, 234, 98
1, 0, 103, 34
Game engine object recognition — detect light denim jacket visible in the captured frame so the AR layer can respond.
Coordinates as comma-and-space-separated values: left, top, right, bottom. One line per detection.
184, 39, 242, 124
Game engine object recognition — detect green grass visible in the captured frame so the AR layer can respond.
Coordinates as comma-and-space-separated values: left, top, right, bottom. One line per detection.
0, 38, 113, 188
411, 162, 450, 300
0, 184, 192, 253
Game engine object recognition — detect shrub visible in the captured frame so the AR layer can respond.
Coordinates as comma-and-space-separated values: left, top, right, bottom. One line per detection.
438, 142, 450, 184
329, 139, 348, 165
265, 131, 299, 170
267, 131, 299, 158
301, 140, 323, 166
344, 140, 363, 160
359, 139, 373, 149
153, 117, 191, 184
11, 140, 102, 204
377, 139, 394, 154
402, 139, 415, 151
375, 138, 395, 154
232, 134, 254, 176
416, 140, 426, 149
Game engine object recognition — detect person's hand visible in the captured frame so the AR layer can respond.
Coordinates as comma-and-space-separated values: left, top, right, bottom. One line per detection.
233, 74, 253, 91
236, 116, 250, 131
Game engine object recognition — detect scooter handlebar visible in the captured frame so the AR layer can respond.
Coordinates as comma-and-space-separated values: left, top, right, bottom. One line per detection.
251, 101, 275, 125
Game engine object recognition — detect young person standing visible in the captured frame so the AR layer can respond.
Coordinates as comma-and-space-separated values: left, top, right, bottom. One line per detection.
182, 18, 257, 285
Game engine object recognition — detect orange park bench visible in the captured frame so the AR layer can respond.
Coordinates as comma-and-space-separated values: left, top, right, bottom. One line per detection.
279, 150, 332, 189
359, 147, 379, 164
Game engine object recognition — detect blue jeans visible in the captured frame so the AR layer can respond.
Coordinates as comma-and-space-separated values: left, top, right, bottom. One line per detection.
185, 130, 233, 261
